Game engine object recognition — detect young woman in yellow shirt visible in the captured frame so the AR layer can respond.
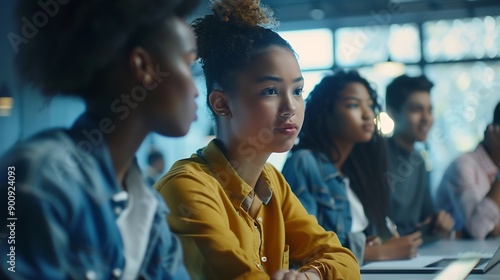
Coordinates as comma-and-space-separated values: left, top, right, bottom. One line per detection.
155, 0, 360, 279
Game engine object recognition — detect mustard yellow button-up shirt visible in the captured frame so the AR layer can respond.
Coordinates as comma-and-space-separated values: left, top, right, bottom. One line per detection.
156, 140, 359, 279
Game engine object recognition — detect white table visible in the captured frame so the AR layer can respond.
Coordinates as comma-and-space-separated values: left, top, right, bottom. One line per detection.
361, 238, 500, 279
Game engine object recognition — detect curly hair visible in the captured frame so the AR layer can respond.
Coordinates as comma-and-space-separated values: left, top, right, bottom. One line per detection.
295, 70, 379, 156
386, 74, 434, 113
14, 0, 200, 98
192, 0, 293, 118
295, 70, 390, 236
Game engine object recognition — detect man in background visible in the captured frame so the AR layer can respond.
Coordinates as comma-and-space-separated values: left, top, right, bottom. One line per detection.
385, 74, 454, 237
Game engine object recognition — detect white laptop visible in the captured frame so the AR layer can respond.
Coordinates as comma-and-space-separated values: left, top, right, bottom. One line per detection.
361, 244, 500, 274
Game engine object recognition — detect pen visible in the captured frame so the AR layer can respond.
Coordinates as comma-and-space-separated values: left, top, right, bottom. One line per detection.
385, 216, 400, 238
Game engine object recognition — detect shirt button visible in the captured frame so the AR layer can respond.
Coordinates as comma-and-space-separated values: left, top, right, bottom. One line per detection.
85, 270, 96, 280
114, 207, 122, 215
261, 256, 267, 263
112, 268, 122, 278
256, 217, 263, 223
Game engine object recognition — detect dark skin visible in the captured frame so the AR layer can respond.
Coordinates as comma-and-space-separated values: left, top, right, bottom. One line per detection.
85, 49, 152, 184
331, 83, 422, 261
210, 47, 304, 191
389, 92, 455, 236
210, 47, 317, 280
85, 18, 198, 186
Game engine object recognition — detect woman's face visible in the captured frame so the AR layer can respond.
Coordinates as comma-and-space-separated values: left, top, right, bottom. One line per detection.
332, 82, 375, 143
225, 46, 305, 157
145, 18, 199, 137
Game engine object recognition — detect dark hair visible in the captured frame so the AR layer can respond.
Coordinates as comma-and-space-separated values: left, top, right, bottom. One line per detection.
385, 74, 434, 113
295, 70, 378, 157
295, 69, 389, 235
192, 0, 294, 119
494, 102, 500, 125
15, 0, 200, 98
147, 150, 164, 166
343, 140, 389, 236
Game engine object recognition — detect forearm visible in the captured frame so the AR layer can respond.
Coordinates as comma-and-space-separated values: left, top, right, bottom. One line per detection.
287, 220, 359, 278
299, 250, 360, 280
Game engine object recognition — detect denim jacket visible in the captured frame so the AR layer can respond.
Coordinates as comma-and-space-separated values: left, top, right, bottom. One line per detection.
0, 114, 189, 280
282, 149, 369, 263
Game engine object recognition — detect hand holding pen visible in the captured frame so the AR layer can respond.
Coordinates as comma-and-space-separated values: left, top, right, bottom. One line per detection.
377, 216, 423, 260
385, 216, 400, 238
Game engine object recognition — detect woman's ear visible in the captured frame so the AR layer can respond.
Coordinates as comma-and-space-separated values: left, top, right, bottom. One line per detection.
209, 89, 232, 118
129, 47, 156, 87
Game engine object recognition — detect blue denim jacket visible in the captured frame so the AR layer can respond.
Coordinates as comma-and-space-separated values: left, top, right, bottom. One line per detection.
0, 114, 189, 280
282, 149, 352, 246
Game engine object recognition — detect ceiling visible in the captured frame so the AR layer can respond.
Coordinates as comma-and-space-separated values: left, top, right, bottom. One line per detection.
260, 0, 500, 22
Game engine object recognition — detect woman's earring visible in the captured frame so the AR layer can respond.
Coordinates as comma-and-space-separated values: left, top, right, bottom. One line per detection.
221, 112, 226, 116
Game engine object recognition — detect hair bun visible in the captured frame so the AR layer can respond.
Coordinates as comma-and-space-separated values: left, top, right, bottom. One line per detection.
211, 0, 276, 28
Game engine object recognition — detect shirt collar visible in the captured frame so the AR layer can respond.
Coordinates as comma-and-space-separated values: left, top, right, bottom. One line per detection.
198, 139, 273, 211
476, 143, 498, 177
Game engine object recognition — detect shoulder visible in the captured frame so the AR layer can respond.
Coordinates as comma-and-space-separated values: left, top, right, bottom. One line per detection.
1, 129, 90, 187
286, 149, 317, 162
155, 156, 218, 195
1, 129, 95, 218
283, 149, 322, 171
460, 148, 484, 166
3, 129, 73, 159
448, 151, 480, 175
263, 162, 283, 179
166, 156, 210, 177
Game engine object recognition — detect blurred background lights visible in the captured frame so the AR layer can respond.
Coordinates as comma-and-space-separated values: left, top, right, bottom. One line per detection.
310, 8, 325, 20
279, 28, 334, 70
0, 83, 13, 117
377, 112, 395, 136
373, 61, 406, 78
484, 16, 495, 33
456, 72, 471, 91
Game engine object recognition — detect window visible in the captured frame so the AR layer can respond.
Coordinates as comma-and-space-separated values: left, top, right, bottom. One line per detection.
335, 24, 420, 67
423, 16, 500, 62
279, 28, 334, 70
425, 61, 500, 190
